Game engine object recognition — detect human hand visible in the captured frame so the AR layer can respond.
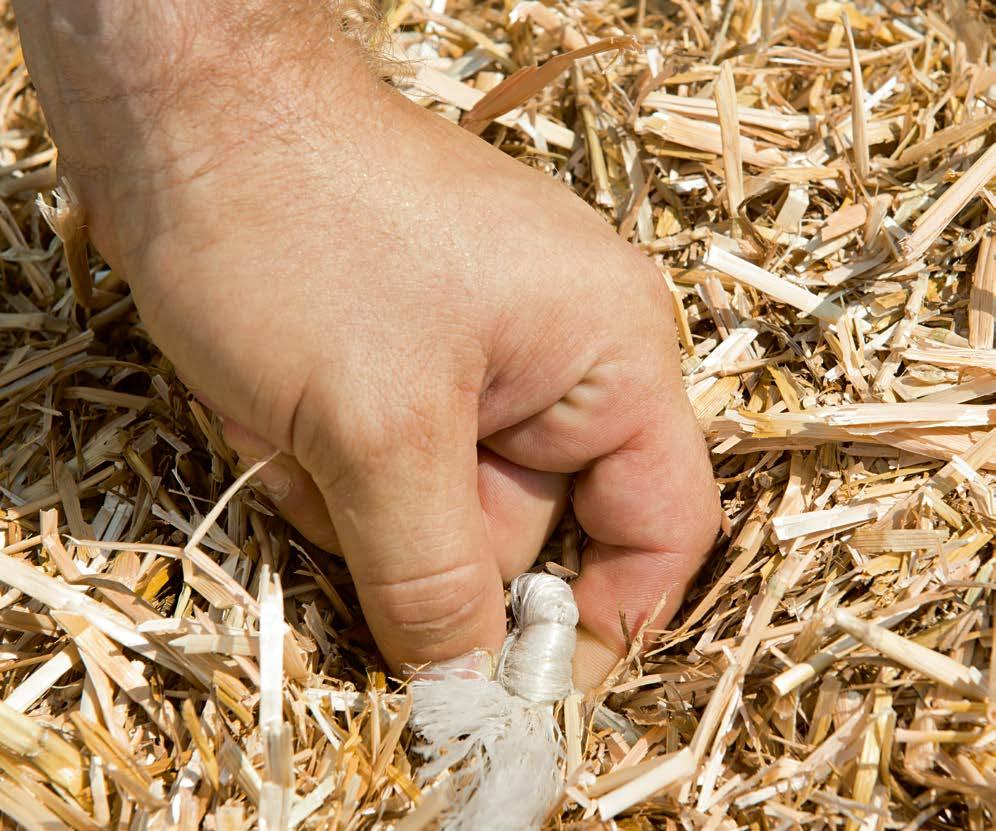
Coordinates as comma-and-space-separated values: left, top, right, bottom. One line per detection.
15, 1, 721, 689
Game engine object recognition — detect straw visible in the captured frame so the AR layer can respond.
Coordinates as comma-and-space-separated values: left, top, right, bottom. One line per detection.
0, 1, 993, 828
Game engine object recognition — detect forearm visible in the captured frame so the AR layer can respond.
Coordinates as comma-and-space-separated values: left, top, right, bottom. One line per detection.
13, 0, 384, 264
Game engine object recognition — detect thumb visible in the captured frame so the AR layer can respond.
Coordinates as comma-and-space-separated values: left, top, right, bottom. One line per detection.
313, 397, 507, 673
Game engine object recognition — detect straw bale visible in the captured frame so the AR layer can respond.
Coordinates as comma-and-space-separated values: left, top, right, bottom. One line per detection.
0, 0, 993, 828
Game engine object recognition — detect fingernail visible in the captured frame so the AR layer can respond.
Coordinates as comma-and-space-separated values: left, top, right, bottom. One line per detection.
404, 648, 497, 682
245, 457, 292, 501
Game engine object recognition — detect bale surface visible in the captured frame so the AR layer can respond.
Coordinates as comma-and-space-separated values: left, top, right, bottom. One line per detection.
0, 1, 993, 828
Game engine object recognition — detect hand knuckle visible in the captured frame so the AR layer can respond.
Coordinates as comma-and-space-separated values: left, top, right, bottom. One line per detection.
293, 376, 452, 485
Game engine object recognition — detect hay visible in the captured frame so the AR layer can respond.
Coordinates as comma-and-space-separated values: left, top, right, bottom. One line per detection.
0, 0, 993, 828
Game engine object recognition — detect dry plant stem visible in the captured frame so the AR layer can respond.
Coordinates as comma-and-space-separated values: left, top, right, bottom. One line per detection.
842, 14, 869, 183
969, 229, 996, 349
704, 244, 844, 322
832, 608, 987, 700
872, 272, 929, 395
596, 748, 695, 821
400, 60, 575, 148
573, 64, 614, 208
36, 179, 91, 308
638, 109, 786, 167
4, 644, 81, 713
642, 92, 819, 131
0, 776, 69, 831
714, 61, 745, 225
901, 143, 996, 262
258, 567, 294, 831
461, 36, 636, 135
69, 712, 165, 810
0, 698, 83, 796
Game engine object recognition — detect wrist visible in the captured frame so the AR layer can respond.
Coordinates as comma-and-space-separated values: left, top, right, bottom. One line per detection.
15, 0, 381, 269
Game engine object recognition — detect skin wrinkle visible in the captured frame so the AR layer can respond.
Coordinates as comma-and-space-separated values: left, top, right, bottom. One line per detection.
502, 422, 594, 473
241, 362, 299, 458
376, 583, 493, 636
356, 561, 497, 635
477, 335, 603, 441
484, 356, 649, 475
360, 557, 488, 595
287, 361, 352, 488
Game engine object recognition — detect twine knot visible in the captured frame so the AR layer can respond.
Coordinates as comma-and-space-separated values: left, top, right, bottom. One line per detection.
498, 572, 578, 703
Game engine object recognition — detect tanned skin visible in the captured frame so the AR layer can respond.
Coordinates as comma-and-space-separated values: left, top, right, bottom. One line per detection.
14, 1, 721, 689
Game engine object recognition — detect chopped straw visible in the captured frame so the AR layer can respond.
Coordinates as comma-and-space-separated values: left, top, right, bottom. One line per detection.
0, 1, 993, 829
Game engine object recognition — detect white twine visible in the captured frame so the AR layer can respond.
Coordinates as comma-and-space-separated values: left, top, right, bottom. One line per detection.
499, 572, 578, 703
410, 572, 578, 831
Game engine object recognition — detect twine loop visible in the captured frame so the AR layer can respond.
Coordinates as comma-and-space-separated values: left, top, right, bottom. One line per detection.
498, 572, 578, 703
